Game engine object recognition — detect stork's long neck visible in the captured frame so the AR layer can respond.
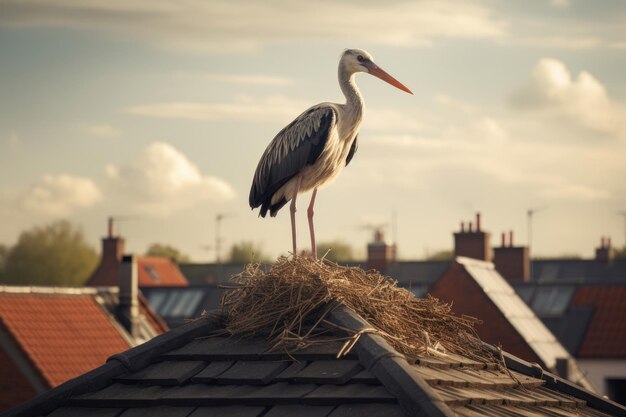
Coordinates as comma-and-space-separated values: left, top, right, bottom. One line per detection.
338, 65, 364, 118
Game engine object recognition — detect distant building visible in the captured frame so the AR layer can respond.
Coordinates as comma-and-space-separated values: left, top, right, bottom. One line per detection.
0, 256, 167, 411
86, 218, 189, 287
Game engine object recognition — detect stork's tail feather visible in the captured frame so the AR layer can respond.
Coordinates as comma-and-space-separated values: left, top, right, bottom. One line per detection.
257, 197, 287, 218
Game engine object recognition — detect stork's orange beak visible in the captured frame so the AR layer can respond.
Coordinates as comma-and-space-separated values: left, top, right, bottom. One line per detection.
367, 64, 413, 95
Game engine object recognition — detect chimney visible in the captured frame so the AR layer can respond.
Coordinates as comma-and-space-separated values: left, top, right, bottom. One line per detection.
117, 255, 140, 339
87, 217, 126, 286
453, 212, 491, 261
595, 236, 615, 263
367, 230, 396, 272
493, 230, 530, 283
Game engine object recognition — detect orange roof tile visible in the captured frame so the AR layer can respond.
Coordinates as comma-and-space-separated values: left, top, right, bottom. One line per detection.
572, 287, 626, 358
0, 293, 130, 387
137, 256, 189, 287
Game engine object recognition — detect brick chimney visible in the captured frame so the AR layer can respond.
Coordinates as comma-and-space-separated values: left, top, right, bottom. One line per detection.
595, 236, 615, 263
453, 212, 491, 261
117, 255, 140, 339
86, 217, 125, 286
367, 229, 396, 272
493, 230, 530, 283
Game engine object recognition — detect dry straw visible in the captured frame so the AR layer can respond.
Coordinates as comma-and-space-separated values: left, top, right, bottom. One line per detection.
220, 256, 496, 365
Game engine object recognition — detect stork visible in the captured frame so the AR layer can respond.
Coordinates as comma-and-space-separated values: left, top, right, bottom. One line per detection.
249, 48, 412, 258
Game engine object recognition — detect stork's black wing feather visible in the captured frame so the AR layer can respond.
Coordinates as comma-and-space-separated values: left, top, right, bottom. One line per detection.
249, 105, 336, 217
345, 134, 358, 166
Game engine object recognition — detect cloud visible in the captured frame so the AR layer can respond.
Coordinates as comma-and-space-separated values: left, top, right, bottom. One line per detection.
126, 95, 309, 123
204, 73, 292, 86
19, 174, 102, 216
105, 142, 235, 216
0, 0, 506, 51
510, 58, 626, 138
81, 123, 120, 137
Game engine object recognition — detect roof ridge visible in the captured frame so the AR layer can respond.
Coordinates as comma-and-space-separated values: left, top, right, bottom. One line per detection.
0, 286, 104, 295
328, 304, 455, 417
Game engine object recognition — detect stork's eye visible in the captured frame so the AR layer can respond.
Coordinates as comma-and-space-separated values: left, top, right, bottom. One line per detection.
357, 55, 364, 62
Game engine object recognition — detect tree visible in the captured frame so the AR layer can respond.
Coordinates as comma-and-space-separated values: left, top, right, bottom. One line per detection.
145, 243, 191, 263
317, 240, 355, 262
0, 244, 8, 281
615, 246, 626, 260
2, 220, 99, 286
228, 241, 269, 263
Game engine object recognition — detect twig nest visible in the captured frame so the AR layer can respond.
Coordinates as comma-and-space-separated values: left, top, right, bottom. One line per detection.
219, 256, 495, 365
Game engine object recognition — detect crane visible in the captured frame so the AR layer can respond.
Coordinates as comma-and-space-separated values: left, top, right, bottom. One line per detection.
249, 48, 412, 258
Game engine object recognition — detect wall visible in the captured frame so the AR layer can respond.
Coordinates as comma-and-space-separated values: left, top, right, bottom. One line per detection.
0, 345, 38, 411
576, 358, 626, 402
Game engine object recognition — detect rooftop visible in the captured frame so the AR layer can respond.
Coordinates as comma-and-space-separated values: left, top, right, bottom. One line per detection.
5, 304, 624, 417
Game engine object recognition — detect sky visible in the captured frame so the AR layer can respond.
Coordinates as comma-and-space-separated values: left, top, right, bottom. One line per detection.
1, 0, 625, 262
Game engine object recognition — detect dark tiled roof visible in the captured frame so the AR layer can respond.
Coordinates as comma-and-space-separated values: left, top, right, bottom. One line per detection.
5, 305, 624, 417
531, 260, 626, 284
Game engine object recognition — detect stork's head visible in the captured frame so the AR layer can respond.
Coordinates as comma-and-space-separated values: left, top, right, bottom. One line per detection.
341, 48, 413, 95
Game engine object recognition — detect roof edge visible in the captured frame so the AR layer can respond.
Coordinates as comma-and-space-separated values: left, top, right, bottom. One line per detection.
455, 256, 495, 269
2, 313, 224, 417
328, 304, 454, 417
486, 344, 626, 417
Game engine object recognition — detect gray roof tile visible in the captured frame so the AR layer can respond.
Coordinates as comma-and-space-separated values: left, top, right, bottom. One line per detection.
190, 361, 235, 382
115, 361, 206, 385
327, 403, 406, 417
215, 360, 290, 385
47, 407, 124, 417
187, 406, 266, 417
118, 406, 196, 417
293, 360, 361, 384
263, 405, 334, 417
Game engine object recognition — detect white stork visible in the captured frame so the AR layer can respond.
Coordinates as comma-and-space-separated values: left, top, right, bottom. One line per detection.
249, 48, 412, 258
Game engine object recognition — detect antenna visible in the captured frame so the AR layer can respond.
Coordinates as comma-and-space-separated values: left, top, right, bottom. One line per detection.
215, 212, 236, 264
618, 210, 626, 248
107, 215, 136, 238
526, 206, 547, 280
392, 209, 398, 245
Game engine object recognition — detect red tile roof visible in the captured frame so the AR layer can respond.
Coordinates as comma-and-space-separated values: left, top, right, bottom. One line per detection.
88, 256, 189, 287
137, 257, 189, 287
0, 293, 130, 387
571, 286, 626, 358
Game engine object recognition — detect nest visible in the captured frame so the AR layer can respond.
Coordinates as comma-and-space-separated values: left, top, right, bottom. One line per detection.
220, 256, 496, 365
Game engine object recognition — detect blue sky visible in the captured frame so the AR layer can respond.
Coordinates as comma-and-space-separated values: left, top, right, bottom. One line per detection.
1, 0, 625, 261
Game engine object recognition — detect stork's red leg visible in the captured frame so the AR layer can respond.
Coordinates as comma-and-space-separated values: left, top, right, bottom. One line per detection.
290, 176, 302, 258
307, 188, 318, 259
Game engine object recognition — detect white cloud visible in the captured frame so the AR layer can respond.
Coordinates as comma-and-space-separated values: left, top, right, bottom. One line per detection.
105, 142, 235, 216
511, 58, 626, 138
19, 174, 102, 216
82, 123, 120, 137
126, 95, 309, 123
204, 73, 293, 86
0, 0, 506, 51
